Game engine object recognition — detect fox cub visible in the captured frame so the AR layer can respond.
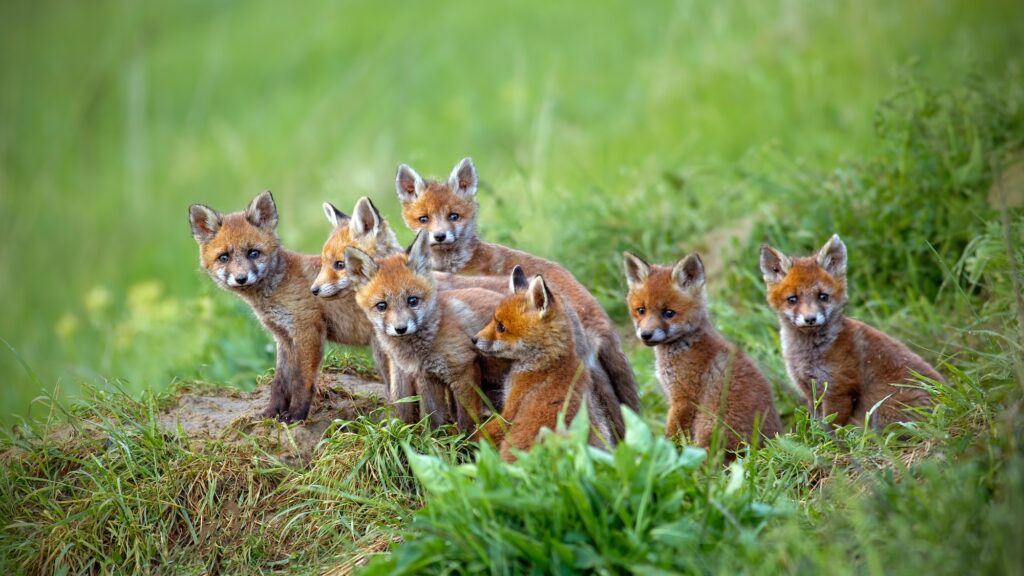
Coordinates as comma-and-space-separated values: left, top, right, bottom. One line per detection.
624, 252, 781, 451
188, 191, 374, 422
474, 268, 611, 462
395, 157, 639, 438
345, 230, 507, 431
760, 234, 941, 428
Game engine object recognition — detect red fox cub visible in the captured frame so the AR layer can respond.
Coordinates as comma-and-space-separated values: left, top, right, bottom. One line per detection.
474, 268, 611, 462
760, 234, 941, 429
395, 158, 638, 438
345, 230, 506, 431
623, 252, 781, 452
188, 191, 374, 422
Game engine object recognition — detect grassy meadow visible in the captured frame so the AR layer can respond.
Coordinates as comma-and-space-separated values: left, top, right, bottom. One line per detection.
2, 0, 1024, 574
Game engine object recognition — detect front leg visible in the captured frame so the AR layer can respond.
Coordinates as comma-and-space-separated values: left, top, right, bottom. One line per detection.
664, 398, 695, 440
284, 334, 325, 423
419, 374, 453, 429
822, 391, 857, 428
451, 363, 484, 433
370, 337, 391, 392
261, 339, 292, 420
387, 360, 420, 424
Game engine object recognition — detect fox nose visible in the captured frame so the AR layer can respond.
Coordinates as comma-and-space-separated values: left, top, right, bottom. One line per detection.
803, 316, 817, 325
234, 275, 248, 285
310, 286, 320, 296
394, 325, 408, 335
433, 232, 446, 242
640, 331, 654, 342
471, 336, 478, 345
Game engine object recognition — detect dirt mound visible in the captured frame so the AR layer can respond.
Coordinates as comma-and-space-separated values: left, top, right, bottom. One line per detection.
157, 369, 385, 465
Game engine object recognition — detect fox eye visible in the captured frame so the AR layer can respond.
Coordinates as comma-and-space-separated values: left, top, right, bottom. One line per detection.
496, 321, 506, 334
448, 213, 460, 222
333, 260, 345, 271
407, 296, 420, 307
218, 253, 230, 263
247, 249, 261, 259
375, 301, 388, 312
787, 296, 798, 305
661, 309, 676, 319
418, 215, 429, 224
636, 306, 646, 316
818, 292, 830, 302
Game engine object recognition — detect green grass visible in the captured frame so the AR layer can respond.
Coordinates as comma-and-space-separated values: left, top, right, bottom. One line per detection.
2, 0, 1024, 574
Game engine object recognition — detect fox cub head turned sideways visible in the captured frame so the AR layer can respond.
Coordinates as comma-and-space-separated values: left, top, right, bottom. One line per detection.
312, 196, 401, 298
344, 230, 437, 338
759, 234, 848, 330
475, 267, 568, 367
394, 157, 479, 272
622, 252, 707, 346
189, 191, 280, 291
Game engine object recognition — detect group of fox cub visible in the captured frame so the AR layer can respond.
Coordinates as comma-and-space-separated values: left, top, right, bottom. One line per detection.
189, 158, 942, 461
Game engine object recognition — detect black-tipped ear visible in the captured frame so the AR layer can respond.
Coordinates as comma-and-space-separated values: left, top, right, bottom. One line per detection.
343, 246, 378, 285
509, 265, 529, 294
245, 191, 278, 231
527, 275, 552, 316
406, 230, 433, 276
189, 204, 222, 244
816, 234, 847, 278
622, 252, 651, 288
448, 157, 477, 197
396, 164, 425, 203
351, 196, 382, 237
759, 244, 791, 284
672, 253, 705, 294
323, 201, 349, 229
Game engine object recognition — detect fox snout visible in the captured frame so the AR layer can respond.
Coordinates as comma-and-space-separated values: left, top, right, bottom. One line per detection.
385, 318, 417, 337
637, 327, 668, 346
792, 310, 826, 328
429, 229, 456, 245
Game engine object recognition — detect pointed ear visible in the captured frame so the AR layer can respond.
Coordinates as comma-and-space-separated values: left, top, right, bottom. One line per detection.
817, 234, 847, 278
395, 164, 426, 203
448, 157, 477, 198
245, 191, 278, 231
509, 265, 528, 294
351, 196, 382, 238
526, 275, 553, 316
671, 253, 705, 294
622, 252, 651, 288
760, 244, 792, 284
343, 246, 378, 285
405, 230, 433, 276
323, 201, 349, 229
189, 204, 222, 244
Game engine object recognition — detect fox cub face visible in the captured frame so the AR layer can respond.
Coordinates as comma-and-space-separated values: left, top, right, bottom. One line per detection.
189, 191, 279, 291
312, 196, 401, 298
760, 234, 848, 330
345, 230, 437, 337
623, 252, 707, 346
395, 157, 478, 249
476, 267, 563, 361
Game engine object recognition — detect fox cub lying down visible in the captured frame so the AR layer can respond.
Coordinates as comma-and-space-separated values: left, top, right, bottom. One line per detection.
624, 251, 781, 452
760, 235, 941, 429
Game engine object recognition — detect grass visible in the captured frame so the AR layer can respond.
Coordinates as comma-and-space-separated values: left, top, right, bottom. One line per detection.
2, 0, 1024, 574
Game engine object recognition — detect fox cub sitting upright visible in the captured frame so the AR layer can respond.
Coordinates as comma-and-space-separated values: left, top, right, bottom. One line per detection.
624, 252, 781, 452
760, 234, 941, 429
474, 268, 611, 462
345, 230, 507, 431
188, 192, 374, 422
395, 157, 639, 438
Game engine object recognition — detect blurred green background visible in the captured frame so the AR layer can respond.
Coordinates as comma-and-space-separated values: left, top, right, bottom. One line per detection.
0, 0, 1020, 425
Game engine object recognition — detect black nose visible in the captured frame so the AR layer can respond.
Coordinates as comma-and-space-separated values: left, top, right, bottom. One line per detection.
804, 316, 817, 325
234, 275, 248, 285
471, 336, 478, 345
433, 232, 446, 242
394, 325, 408, 335
311, 286, 320, 296
640, 332, 653, 342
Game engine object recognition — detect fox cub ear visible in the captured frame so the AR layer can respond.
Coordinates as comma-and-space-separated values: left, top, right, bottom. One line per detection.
395, 164, 426, 203
527, 275, 553, 316
759, 244, 792, 284
448, 157, 477, 198
245, 191, 278, 231
622, 252, 651, 288
672, 253, 705, 294
405, 230, 433, 276
323, 202, 349, 228
816, 234, 847, 278
351, 196, 382, 238
189, 204, 222, 244
509, 265, 529, 294
343, 246, 378, 285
